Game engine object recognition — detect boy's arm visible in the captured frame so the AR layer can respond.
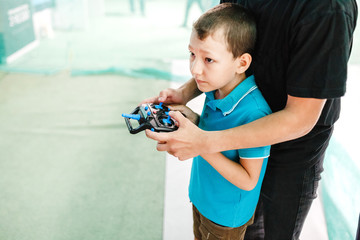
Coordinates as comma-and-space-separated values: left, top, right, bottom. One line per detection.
141, 77, 202, 105
201, 153, 264, 191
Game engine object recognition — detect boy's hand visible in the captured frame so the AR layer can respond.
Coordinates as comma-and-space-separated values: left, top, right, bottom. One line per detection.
168, 105, 200, 125
145, 111, 207, 160
140, 88, 187, 105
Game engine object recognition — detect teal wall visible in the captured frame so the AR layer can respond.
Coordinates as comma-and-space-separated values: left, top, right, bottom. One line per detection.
0, 0, 35, 63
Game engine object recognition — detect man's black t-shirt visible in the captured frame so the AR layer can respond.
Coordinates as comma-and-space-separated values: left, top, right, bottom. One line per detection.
221, 0, 358, 168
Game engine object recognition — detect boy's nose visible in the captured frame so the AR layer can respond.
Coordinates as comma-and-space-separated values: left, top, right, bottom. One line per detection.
190, 59, 203, 76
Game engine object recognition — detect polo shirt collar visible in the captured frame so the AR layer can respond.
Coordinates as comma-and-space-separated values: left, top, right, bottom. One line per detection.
205, 75, 258, 116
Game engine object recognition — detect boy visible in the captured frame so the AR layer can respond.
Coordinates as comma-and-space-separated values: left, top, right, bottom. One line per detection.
169, 3, 271, 239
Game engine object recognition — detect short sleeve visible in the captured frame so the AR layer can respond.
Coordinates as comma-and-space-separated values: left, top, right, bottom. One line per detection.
237, 107, 271, 159
286, 11, 355, 98
238, 145, 270, 159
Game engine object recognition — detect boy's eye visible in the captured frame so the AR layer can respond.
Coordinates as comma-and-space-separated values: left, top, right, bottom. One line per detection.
205, 58, 214, 63
189, 51, 195, 57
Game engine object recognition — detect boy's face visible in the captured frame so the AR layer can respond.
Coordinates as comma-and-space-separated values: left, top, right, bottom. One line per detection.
188, 28, 244, 98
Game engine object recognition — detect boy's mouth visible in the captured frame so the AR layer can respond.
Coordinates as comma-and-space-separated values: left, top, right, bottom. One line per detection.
195, 78, 206, 85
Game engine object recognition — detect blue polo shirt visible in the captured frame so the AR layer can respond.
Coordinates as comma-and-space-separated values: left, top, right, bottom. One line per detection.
189, 75, 272, 228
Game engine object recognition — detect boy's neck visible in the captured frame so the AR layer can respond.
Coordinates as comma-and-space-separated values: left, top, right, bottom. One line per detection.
215, 73, 247, 100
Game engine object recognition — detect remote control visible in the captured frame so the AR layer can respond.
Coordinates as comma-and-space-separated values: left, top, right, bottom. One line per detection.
122, 103, 178, 134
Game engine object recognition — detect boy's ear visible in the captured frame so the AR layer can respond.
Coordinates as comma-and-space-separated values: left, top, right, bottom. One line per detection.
236, 53, 252, 74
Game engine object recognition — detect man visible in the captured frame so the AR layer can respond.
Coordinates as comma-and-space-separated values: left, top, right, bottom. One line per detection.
145, 0, 358, 239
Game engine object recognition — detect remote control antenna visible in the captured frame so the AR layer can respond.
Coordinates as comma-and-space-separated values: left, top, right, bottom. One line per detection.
155, 102, 164, 109
162, 116, 172, 125
122, 113, 141, 121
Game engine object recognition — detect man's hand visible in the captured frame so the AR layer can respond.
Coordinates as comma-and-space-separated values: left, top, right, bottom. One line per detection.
145, 111, 207, 160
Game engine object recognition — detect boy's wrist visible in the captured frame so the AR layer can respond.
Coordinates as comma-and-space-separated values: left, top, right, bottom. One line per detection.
195, 114, 200, 126
179, 78, 201, 104
190, 113, 200, 126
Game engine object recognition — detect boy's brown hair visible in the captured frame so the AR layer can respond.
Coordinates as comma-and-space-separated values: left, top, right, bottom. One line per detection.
193, 3, 256, 58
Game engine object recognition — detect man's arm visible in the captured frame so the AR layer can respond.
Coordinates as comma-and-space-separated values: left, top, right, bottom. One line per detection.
146, 95, 326, 160
209, 95, 326, 151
